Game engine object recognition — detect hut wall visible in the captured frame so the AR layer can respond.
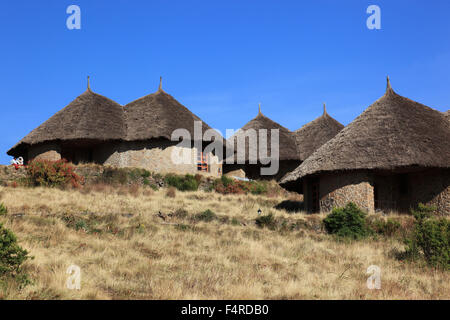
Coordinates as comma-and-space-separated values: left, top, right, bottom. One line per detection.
408, 169, 449, 215
95, 140, 222, 176
28, 143, 61, 161
318, 171, 374, 213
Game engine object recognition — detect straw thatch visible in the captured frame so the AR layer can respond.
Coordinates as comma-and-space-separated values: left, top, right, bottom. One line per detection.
227, 107, 300, 162
281, 78, 450, 183
124, 86, 217, 142
294, 104, 344, 160
444, 110, 450, 121
7, 88, 126, 156
8, 79, 223, 157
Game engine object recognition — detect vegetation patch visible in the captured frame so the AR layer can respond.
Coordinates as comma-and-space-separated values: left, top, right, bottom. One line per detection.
255, 213, 276, 230
323, 202, 372, 240
213, 176, 281, 196
195, 209, 217, 222
0, 203, 7, 216
0, 223, 32, 289
403, 204, 449, 270
165, 174, 200, 191
370, 218, 402, 237
27, 159, 83, 188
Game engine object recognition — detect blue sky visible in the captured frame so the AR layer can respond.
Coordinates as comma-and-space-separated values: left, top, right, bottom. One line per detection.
1, 0, 449, 164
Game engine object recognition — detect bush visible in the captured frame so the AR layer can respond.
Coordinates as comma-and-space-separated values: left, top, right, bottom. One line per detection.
0, 223, 32, 285
255, 213, 276, 230
0, 203, 7, 216
323, 202, 371, 239
165, 174, 200, 191
213, 176, 248, 194
251, 182, 267, 195
27, 159, 83, 188
195, 209, 216, 222
404, 204, 449, 270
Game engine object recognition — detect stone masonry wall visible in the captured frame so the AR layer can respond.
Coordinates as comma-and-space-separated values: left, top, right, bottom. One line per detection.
409, 169, 449, 215
319, 171, 374, 213
97, 141, 222, 177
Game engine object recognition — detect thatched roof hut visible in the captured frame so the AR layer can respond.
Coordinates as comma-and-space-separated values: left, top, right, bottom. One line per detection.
7, 78, 126, 158
223, 105, 300, 180
293, 104, 344, 161
228, 105, 300, 162
282, 78, 450, 184
281, 78, 450, 214
124, 78, 216, 143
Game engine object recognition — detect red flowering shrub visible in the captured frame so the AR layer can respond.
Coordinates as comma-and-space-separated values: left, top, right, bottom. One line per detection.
27, 159, 84, 188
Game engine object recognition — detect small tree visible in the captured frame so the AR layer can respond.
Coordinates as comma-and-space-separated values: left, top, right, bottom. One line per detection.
0, 223, 31, 280
323, 202, 371, 239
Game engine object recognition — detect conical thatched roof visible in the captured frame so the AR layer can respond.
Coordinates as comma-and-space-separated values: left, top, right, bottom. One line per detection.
8, 78, 223, 157
228, 105, 300, 162
7, 86, 126, 156
281, 78, 450, 184
124, 83, 216, 142
294, 104, 344, 161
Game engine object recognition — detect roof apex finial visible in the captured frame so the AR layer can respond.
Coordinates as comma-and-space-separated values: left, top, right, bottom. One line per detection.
159, 76, 162, 91
323, 102, 327, 116
386, 75, 392, 93
87, 76, 90, 90
258, 102, 261, 114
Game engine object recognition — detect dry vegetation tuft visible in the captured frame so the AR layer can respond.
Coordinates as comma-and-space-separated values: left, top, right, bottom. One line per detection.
0, 185, 448, 299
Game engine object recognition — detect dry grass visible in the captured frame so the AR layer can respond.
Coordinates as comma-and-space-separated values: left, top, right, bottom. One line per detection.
0, 185, 448, 300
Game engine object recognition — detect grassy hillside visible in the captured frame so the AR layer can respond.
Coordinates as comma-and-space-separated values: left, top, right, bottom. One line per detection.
0, 185, 448, 299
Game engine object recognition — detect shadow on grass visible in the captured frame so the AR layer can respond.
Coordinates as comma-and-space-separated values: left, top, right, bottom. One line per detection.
274, 200, 304, 213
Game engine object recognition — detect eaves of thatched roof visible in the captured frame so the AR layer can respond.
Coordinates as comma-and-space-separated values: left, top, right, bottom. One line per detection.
281, 77, 450, 184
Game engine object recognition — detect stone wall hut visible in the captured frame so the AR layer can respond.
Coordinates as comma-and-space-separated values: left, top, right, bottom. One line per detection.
7, 78, 223, 176
7, 77, 126, 164
281, 78, 450, 214
223, 104, 301, 181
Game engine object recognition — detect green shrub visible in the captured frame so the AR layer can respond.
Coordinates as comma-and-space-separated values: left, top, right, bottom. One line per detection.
27, 159, 83, 188
255, 213, 276, 230
251, 182, 267, 195
404, 204, 449, 270
195, 209, 216, 222
165, 174, 200, 191
323, 202, 371, 239
0, 223, 32, 285
0, 203, 7, 216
